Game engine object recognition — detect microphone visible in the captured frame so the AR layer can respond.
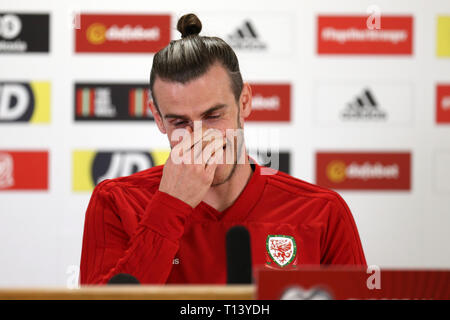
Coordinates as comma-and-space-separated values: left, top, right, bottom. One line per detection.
107, 273, 140, 285
226, 225, 253, 284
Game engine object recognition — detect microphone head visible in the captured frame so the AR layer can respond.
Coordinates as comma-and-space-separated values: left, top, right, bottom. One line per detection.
226, 225, 253, 284
107, 273, 140, 285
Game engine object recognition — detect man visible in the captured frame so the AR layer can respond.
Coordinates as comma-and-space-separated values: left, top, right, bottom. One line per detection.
80, 14, 366, 285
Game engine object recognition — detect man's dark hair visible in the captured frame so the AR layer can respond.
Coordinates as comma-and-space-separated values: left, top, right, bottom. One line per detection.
149, 13, 243, 114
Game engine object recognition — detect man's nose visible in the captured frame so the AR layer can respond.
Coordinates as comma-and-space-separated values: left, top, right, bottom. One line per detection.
193, 120, 213, 131
192, 120, 224, 135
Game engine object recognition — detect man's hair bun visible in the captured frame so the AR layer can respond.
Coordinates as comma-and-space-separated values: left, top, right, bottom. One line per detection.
177, 13, 202, 38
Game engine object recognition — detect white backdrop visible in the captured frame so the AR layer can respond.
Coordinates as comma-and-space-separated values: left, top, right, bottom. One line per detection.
0, 0, 449, 287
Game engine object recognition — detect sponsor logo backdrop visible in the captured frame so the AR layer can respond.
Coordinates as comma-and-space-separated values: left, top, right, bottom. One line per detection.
0, 13, 49, 53
317, 15, 413, 55
0, 151, 48, 190
75, 14, 171, 53
0, 0, 449, 287
0, 81, 51, 123
316, 152, 411, 190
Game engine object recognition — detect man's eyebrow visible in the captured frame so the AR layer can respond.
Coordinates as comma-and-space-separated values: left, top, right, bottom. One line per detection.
200, 104, 227, 117
164, 104, 227, 120
164, 113, 189, 120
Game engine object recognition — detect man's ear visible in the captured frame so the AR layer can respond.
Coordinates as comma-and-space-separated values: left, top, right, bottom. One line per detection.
149, 99, 167, 134
239, 82, 252, 122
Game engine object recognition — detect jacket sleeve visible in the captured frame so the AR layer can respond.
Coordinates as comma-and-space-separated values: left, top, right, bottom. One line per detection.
79, 181, 193, 285
320, 193, 367, 266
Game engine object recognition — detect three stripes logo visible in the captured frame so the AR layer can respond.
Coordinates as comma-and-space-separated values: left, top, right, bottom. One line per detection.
227, 20, 267, 50
341, 88, 387, 120
74, 83, 154, 121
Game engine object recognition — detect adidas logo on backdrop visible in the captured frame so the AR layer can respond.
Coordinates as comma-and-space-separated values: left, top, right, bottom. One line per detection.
341, 88, 387, 120
227, 20, 267, 50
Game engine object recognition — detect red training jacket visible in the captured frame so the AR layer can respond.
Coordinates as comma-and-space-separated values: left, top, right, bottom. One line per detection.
80, 162, 366, 285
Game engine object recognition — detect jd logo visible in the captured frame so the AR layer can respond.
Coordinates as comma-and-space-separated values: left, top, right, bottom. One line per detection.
73, 149, 169, 192
92, 152, 154, 185
0, 83, 34, 121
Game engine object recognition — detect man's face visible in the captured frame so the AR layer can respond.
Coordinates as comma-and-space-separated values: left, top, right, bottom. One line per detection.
151, 63, 252, 186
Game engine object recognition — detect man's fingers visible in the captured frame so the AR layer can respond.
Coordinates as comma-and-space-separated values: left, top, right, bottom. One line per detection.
179, 127, 211, 155
205, 152, 219, 172
201, 137, 225, 166
173, 126, 225, 165
193, 132, 224, 160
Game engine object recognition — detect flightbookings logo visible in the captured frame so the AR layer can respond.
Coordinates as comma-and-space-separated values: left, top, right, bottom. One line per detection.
437, 16, 450, 57
436, 84, 450, 124
0, 13, 49, 53
72, 150, 170, 191
74, 83, 153, 121
0, 151, 48, 190
0, 81, 50, 123
75, 14, 170, 53
316, 152, 411, 190
317, 15, 413, 54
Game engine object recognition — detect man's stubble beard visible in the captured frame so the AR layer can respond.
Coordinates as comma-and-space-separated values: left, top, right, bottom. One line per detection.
210, 111, 245, 187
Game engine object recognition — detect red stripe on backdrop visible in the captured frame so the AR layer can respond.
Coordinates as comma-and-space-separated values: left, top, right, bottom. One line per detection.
129, 89, 135, 116
76, 89, 83, 116
89, 89, 95, 116
143, 89, 149, 117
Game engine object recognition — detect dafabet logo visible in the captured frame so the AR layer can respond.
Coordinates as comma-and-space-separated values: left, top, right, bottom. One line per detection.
246, 84, 291, 122
316, 152, 411, 190
75, 14, 170, 53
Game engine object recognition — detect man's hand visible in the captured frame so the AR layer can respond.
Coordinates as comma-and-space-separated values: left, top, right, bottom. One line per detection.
159, 126, 224, 208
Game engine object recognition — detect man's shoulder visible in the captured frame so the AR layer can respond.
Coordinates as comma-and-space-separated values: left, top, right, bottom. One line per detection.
94, 165, 164, 194
260, 169, 353, 222
265, 169, 345, 205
